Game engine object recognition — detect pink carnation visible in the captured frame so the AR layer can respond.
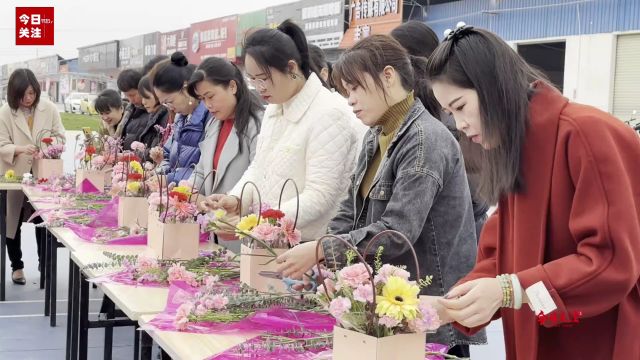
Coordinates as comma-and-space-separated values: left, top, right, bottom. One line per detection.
281, 217, 301, 246
130, 141, 146, 152
174, 302, 194, 330
353, 283, 374, 303
45, 144, 65, 159
167, 263, 197, 286
329, 297, 351, 320
111, 163, 127, 182
374, 264, 411, 285
204, 275, 220, 288
408, 298, 441, 333
91, 155, 106, 169
112, 173, 125, 184
339, 263, 371, 288
193, 304, 208, 316
251, 223, 280, 244
379, 315, 400, 328
316, 278, 336, 297
204, 294, 229, 310
148, 192, 168, 208
136, 255, 158, 272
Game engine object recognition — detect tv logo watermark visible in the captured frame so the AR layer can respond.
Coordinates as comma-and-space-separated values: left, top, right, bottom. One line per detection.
15, 7, 54, 45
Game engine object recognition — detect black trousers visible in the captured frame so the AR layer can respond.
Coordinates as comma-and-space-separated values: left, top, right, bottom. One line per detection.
6, 203, 45, 272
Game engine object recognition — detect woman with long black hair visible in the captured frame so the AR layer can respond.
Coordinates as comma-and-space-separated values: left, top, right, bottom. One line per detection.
429, 25, 640, 359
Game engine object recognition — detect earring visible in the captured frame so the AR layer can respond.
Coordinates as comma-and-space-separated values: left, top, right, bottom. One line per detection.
291, 73, 298, 80
188, 99, 193, 105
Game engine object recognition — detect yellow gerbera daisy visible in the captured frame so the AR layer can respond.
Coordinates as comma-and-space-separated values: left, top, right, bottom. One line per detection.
375, 276, 420, 321
236, 214, 261, 238
130, 160, 143, 174
172, 185, 192, 196
4, 169, 15, 180
126, 181, 142, 194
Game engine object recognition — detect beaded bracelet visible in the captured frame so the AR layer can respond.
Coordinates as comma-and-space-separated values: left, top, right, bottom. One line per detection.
496, 274, 514, 308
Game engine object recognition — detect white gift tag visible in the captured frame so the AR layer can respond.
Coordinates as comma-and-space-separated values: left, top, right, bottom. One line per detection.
525, 281, 557, 315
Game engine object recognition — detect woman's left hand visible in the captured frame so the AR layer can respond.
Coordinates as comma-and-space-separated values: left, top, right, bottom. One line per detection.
276, 240, 323, 280
438, 277, 503, 328
213, 213, 240, 241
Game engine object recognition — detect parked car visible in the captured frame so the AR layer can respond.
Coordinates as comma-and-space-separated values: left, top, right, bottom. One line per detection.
64, 92, 88, 113
80, 94, 98, 115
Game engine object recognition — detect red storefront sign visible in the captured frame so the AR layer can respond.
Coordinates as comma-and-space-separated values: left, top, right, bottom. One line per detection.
187, 15, 238, 65
15, 7, 54, 45
340, 0, 403, 48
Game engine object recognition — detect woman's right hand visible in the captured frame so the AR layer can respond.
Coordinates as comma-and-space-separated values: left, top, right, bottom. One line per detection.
16, 145, 38, 155
200, 194, 240, 215
276, 241, 323, 280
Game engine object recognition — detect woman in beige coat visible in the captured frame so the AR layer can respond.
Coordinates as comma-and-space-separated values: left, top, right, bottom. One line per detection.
0, 69, 65, 284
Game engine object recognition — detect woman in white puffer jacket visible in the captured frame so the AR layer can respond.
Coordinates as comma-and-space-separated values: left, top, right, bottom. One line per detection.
202, 20, 365, 241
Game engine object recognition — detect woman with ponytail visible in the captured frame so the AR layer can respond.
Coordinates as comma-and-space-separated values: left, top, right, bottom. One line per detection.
202, 20, 363, 241
148, 52, 209, 183
273, 34, 485, 356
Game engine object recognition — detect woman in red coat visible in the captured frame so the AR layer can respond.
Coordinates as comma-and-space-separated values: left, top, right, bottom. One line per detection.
426, 25, 640, 359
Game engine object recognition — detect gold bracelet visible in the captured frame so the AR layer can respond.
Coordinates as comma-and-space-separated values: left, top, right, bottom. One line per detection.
497, 274, 514, 308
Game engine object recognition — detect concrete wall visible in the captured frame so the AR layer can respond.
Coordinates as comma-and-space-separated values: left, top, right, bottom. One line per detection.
563, 33, 616, 113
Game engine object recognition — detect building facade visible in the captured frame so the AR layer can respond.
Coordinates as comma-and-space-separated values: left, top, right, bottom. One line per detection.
425, 0, 640, 121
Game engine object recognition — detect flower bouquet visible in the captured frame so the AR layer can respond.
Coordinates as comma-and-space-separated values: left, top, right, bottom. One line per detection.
74, 133, 110, 192
100, 135, 122, 186
32, 129, 65, 180
111, 142, 152, 228
85, 248, 239, 287
203, 180, 302, 292
315, 231, 441, 360
147, 177, 201, 260
1, 169, 21, 183
172, 276, 322, 331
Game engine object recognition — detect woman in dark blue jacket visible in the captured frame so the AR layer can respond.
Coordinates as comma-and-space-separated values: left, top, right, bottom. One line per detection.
149, 52, 209, 183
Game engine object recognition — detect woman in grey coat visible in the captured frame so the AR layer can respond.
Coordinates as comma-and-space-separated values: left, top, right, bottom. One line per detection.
186, 57, 263, 252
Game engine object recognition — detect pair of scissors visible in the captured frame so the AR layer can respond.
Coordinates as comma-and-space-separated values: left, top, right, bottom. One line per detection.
258, 268, 318, 293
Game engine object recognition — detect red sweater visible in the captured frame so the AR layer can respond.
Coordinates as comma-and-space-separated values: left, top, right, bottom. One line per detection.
213, 119, 234, 170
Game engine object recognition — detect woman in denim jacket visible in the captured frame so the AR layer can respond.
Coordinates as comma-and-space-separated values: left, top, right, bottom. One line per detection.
276, 35, 485, 356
